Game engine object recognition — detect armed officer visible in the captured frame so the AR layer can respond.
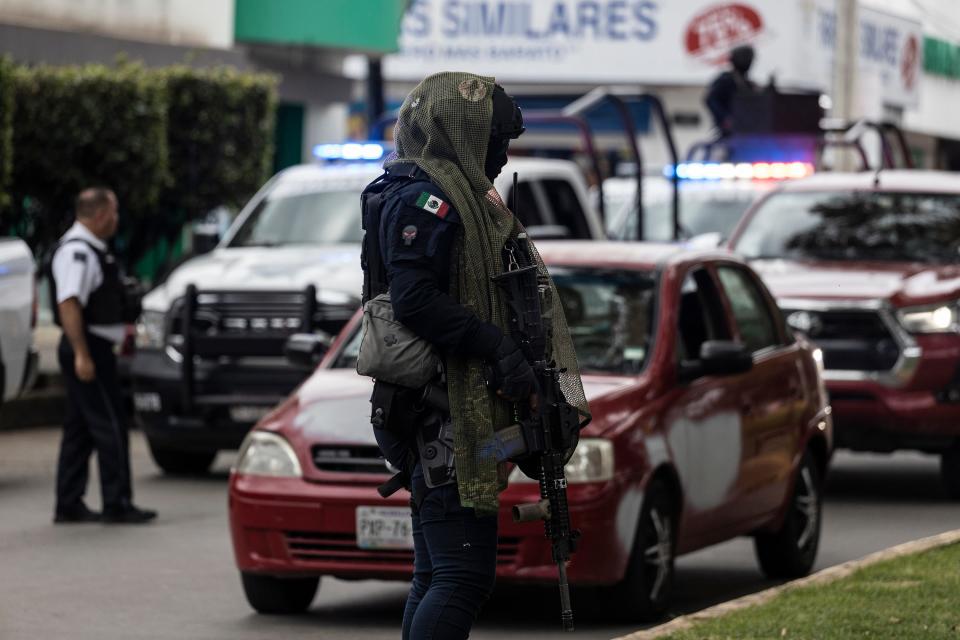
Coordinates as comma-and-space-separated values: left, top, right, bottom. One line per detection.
360, 74, 542, 639
704, 44, 758, 136
50, 187, 157, 524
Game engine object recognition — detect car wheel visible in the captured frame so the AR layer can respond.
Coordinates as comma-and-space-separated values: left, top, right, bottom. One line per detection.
940, 443, 960, 500
754, 450, 821, 579
612, 479, 677, 621
147, 440, 216, 475
241, 573, 320, 614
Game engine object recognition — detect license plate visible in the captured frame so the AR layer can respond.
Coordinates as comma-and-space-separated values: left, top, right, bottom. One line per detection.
356, 506, 414, 550
229, 405, 271, 423
133, 392, 161, 413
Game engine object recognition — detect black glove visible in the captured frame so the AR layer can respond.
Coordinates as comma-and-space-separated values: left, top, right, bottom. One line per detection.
489, 335, 537, 402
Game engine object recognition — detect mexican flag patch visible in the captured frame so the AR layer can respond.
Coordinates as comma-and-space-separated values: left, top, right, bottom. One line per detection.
415, 191, 450, 219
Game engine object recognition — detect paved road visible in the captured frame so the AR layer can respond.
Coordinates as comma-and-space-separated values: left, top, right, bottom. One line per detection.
2, 427, 959, 640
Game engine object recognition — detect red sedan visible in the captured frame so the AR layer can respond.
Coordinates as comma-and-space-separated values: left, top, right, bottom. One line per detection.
228, 242, 832, 620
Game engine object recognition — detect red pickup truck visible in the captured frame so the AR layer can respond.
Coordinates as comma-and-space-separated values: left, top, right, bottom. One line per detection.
228, 242, 831, 621
730, 170, 960, 498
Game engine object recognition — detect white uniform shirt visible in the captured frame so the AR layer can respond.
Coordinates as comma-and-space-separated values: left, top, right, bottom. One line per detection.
51, 222, 126, 344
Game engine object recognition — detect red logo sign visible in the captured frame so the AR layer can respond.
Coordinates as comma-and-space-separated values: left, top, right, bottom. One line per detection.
901, 34, 919, 91
685, 4, 764, 65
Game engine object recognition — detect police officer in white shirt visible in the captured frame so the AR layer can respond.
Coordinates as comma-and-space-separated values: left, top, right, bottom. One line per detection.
49, 187, 157, 524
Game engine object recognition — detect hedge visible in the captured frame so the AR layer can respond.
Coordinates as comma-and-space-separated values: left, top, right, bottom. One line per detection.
1, 62, 278, 273
126, 66, 277, 275
8, 62, 168, 257
0, 57, 15, 212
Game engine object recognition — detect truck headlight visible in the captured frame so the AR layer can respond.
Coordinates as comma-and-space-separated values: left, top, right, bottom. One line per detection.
135, 310, 166, 349
234, 431, 302, 478
509, 438, 614, 484
897, 303, 958, 334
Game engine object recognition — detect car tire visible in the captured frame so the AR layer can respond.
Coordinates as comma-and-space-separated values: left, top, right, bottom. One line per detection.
940, 443, 960, 500
611, 479, 677, 622
754, 450, 822, 579
241, 573, 319, 615
147, 440, 216, 475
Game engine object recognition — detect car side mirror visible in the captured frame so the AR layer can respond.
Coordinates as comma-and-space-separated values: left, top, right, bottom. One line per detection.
284, 332, 333, 368
192, 223, 221, 255
700, 340, 753, 375
678, 340, 753, 381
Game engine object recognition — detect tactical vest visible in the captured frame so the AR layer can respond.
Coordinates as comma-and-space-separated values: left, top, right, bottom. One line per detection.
360, 162, 430, 305
48, 238, 134, 327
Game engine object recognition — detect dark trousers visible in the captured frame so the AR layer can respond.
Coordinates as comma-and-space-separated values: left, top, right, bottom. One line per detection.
402, 464, 498, 640
55, 333, 133, 512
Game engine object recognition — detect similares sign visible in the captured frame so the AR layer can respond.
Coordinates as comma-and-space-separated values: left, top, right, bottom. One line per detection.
358, 0, 921, 109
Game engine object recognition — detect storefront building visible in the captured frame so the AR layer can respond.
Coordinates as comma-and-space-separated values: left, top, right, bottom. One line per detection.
347, 0, 960, 171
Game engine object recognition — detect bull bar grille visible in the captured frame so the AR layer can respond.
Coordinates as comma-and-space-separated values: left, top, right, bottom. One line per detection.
168, 288, 354, 351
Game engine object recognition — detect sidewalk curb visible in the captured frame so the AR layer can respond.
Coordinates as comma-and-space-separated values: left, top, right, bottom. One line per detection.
612, 528, 960, 640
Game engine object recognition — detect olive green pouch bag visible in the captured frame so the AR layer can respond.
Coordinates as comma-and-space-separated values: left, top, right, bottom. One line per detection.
356, 292, 441, 388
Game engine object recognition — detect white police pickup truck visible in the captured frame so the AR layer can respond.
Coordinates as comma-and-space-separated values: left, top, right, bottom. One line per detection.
0, 238, 38, 407
132, 148, 603, 474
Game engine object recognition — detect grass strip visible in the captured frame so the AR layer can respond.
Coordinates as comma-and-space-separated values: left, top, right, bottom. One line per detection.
662, 542, 960, 640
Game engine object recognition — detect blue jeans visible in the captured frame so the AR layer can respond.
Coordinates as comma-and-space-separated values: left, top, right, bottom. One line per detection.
402, 465, 498, 639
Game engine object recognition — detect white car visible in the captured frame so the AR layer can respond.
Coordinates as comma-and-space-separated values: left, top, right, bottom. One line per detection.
132, 155, 603, 474
0, 238, 38, 406
603, 162, 814, 242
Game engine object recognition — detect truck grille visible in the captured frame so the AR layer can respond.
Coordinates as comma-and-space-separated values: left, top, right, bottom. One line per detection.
312, 445, 388, 474
285, 531, 521, 566
167, 289, 355, 355
782, 307, 900, 371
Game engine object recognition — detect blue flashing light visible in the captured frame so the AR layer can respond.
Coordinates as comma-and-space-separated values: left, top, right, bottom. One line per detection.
312, 142, 386, 162
663, 162, 814, 181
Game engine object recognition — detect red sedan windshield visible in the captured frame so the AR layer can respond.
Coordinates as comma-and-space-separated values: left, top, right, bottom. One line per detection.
332, 267, 658, 375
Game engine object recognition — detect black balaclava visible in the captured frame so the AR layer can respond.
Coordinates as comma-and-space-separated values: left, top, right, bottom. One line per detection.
484, 85, 525, 181
730, 45, 755, 75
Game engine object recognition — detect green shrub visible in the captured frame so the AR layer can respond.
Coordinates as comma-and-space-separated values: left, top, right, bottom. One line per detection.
0, 57, 15, 214
7, 62, 168, 256
163, 65, 277, 215
1, 62, 278, 273
126, 66, 278, 276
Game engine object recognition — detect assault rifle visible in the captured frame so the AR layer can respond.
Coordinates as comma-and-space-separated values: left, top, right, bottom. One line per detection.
490, 174, 583, 632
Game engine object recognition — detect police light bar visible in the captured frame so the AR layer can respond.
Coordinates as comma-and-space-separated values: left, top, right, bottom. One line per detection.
312, 142, 386, 161
663, 162, 814, 181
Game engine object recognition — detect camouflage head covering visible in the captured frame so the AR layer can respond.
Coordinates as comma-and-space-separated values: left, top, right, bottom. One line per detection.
386, 72, 588, 513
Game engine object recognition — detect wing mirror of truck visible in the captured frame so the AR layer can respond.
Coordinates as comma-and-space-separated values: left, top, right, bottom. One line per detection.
678, 340, 753, 381
284, 333, 334, 368
192, 222, 221, 255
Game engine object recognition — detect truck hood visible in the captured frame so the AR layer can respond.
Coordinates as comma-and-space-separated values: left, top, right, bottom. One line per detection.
142, 245, 362, 311
750, 258, 960, 307
277, 369, 636, 446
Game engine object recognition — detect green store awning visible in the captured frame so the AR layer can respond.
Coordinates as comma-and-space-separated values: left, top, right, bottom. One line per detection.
234, 0, 407, 54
